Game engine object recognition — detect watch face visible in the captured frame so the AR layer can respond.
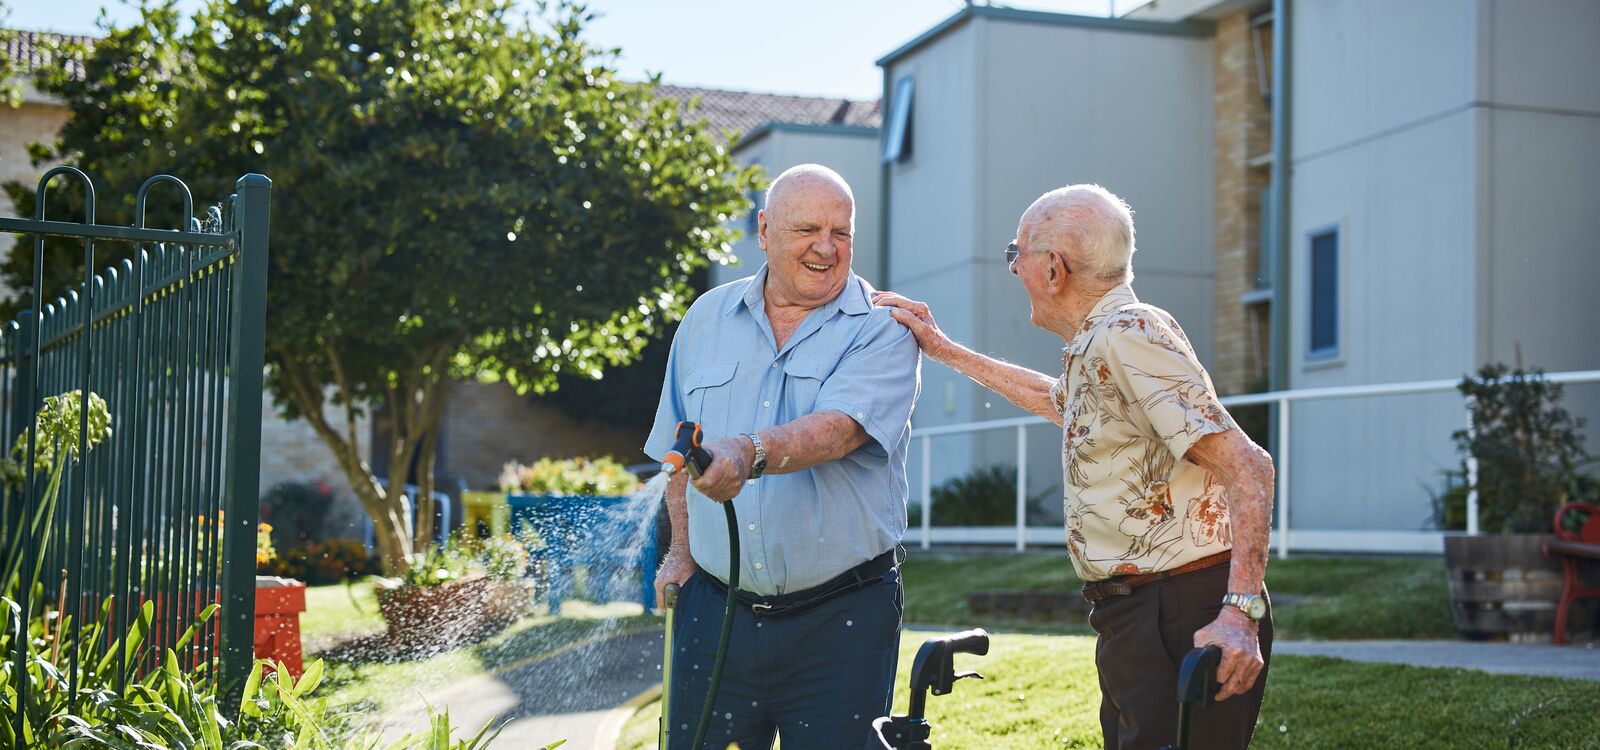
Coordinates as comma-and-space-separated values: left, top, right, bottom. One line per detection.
1247, 596, 1267, 619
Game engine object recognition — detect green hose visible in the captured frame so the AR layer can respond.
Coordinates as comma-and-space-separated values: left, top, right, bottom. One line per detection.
691, 502, 739, 748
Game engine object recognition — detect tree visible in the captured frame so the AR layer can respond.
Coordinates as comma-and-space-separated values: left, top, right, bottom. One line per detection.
0, 2, 16, 110
9, 0, 759, 574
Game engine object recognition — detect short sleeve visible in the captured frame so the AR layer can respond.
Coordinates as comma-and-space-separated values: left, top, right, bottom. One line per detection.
643, 322, 691, 462
813, 311, 922, 468
1100, 310, 1237, 462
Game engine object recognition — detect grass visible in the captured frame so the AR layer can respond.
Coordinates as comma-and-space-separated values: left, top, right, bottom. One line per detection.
898, 550, 1457, 640
620, 633, 1600, 749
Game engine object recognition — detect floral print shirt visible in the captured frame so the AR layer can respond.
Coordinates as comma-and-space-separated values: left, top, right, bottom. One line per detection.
1049, 284, 1238, 581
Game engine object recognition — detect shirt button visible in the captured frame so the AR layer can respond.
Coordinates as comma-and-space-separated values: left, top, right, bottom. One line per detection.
746, 479, 756, 486
762, 400, 771, 408
747, 523, 757, 532
771, 363, 779, 369
754, 562, 764, 571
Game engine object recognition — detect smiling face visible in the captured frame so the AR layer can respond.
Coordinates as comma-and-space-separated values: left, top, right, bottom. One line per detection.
757, 169, 855, 310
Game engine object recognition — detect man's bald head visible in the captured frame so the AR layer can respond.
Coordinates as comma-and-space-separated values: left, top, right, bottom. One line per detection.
764, 164, 855, 224
1019, 184, 1137, 284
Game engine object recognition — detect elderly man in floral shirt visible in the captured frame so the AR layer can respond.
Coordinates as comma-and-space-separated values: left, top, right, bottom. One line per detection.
876, 184, 1275, 750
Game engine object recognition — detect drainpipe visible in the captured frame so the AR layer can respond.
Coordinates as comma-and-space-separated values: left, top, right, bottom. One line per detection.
1269, 0, 1291, 397
878, 67, 893, 290
1269, 0, 1292, 554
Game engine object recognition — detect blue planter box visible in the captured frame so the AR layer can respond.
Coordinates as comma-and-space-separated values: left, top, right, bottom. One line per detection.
504, 493, 661, 612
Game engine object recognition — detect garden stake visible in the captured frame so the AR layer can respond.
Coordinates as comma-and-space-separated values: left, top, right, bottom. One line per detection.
659, 582, 680, 749
659, 421, 736, 750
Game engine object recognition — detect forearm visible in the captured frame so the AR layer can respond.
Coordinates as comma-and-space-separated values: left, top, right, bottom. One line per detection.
759, 410, 870, 475
935, 341, 1061, 425
1223, 459, 1273, 595
665, 470, 689, 552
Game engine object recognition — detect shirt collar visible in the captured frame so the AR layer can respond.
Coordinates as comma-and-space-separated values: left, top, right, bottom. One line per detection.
724, 264, 871, 318
1063, 283, 1139, 357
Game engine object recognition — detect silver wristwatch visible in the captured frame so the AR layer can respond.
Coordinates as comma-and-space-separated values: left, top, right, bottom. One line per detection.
1221, 591, 1267, 620
742, 432, 767, 479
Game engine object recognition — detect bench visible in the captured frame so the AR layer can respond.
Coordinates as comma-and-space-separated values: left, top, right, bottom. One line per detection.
1544, 501, 1600, 644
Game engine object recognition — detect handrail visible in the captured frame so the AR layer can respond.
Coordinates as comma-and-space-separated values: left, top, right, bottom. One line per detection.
909, 369, 1600, 555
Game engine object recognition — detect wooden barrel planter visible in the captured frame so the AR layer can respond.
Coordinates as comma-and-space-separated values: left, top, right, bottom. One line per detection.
1443, 533, 1562, 642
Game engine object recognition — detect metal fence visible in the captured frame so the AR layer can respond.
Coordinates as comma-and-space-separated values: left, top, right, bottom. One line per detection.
0, 168, 270, 724
909, 369, 1600, 555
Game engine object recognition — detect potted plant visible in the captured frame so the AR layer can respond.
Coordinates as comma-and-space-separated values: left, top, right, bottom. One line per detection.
374, 543, 494, 653
1440, 363, 1600, 641
498, 456, 646, 610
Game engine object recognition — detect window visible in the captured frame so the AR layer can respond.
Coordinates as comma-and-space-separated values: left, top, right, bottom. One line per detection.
1307, 227, 1339, 361
882, 76, 914, 164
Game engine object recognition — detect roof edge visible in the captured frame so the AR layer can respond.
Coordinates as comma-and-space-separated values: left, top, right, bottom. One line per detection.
734, 122, 878, 152
875, 5, 1215, 68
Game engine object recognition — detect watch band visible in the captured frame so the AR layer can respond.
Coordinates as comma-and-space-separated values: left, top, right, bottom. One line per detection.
743, 432, 767, 479
1221, 591, 1266, 620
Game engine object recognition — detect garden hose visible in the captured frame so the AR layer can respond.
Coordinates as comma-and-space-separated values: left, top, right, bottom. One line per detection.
662, 421, 738, 749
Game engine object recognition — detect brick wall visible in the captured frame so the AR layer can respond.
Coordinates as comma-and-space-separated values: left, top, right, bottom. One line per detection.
442, 379, 647, 492
1211, 10, 1274, 395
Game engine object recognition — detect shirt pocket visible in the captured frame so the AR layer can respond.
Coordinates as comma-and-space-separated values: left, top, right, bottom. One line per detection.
781, 357, 828, 418
685, 361, 738, 436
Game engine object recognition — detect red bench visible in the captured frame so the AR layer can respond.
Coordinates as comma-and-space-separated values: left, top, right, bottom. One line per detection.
1544, 501, 1600, 644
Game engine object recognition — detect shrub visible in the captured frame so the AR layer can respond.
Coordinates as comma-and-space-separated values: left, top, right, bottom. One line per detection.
260, 480, 342, 548
1449, 363, 1599, 533
259, 539, 380, 585
498, 456, 640, 497
907, 465, 1054, 527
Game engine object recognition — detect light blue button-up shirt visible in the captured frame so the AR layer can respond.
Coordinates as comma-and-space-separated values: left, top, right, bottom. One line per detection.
645, 266, 921, 595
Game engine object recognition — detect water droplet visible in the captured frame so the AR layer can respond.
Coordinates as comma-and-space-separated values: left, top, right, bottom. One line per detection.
724, 712, 732, 720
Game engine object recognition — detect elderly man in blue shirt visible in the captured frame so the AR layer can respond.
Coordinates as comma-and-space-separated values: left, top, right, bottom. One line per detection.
645, 163, 921, 749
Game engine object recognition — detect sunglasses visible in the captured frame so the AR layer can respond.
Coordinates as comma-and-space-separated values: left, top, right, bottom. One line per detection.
1005, 242, 1071, 274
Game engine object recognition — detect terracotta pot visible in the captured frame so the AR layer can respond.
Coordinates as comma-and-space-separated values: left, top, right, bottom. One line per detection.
375, 575, 493, 652
254, 576, 307, 678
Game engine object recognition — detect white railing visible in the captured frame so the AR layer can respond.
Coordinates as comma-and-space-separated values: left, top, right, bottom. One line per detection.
910, 369, 1600, 556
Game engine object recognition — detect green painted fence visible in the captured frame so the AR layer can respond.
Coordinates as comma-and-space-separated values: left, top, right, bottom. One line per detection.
0, 169, 270, 732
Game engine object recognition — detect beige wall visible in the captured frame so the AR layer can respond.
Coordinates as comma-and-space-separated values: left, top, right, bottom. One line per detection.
0, 97, 71, 299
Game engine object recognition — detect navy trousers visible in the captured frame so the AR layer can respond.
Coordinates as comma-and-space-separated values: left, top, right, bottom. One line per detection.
665, 567, 902, 750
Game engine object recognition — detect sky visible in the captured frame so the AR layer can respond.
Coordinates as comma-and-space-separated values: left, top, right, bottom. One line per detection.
7, 0, 1137, 100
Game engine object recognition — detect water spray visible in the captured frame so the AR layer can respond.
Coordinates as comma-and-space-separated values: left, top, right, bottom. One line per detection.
658, 421, 738, 749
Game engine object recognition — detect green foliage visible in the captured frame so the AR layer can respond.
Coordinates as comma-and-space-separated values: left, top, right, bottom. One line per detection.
260, 481, 344, 549
497, 455, 640, 496
0, 593, 515, 748
7, 0, 760, 572
1452, 363, 1599, 533
0, 3, 16, 110
2, 390, 113, 596
259, 540, 380, 586
908, 465, 1054, 527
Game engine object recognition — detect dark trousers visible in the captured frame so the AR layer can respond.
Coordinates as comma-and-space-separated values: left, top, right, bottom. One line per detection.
666, 567, 903, 750
1088, 563, 1273, 750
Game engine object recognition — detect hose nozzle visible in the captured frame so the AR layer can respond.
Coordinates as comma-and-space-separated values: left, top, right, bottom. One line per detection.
663, 421, 714, 478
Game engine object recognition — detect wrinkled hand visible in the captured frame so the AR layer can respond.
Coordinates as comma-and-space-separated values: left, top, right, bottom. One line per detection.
1193, 607, 1265, 701
872, 291, 955, 362
689, 436, 754, 503
654, 546, 696, 608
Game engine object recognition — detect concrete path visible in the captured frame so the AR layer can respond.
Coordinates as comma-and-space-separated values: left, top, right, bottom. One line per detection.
382, 628, 665, 750
1274, 639, 1600, 681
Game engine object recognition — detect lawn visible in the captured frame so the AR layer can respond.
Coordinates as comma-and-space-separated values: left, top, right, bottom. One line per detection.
621, 633, 1600, 749
899, 550, 1457, 640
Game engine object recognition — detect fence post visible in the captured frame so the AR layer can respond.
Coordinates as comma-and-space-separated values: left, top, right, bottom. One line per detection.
1015, 424, 1027, 553
220, 174, 271, 708
1464, 395, 1479, 535
1276, 397, 1291, 559
920, 434, 931, 551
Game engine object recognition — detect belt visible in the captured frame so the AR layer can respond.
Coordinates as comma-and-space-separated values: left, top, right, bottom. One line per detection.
698, 548, 899, 618
1080, 549, 1232, 604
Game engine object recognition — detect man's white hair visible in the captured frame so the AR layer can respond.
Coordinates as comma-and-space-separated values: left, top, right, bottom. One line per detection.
1021, 184, 1136, 283
764, 163, 855, 216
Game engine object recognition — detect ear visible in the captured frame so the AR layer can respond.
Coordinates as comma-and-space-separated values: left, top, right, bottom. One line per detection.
757, 210, 770, 252
1048, 252, 1068, 292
